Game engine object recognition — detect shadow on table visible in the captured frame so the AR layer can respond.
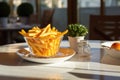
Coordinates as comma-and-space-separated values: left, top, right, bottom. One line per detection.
69, 72, 120, 80
0, 53, 41, 66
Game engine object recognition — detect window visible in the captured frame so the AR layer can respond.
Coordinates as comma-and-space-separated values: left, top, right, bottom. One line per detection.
77, 0, 120, 27
78, 0, 100, 8
40, 0, 67, 32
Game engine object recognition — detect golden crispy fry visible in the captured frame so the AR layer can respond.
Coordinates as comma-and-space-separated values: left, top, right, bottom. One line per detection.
19, 24, 68, 57
19, 29, 27, 36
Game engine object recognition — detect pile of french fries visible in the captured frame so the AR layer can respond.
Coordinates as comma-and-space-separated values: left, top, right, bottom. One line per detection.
19, 24, 68, 57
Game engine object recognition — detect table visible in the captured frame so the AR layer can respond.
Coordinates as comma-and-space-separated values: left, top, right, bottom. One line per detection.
0, 40, 120, 80
0, 23, 33, 44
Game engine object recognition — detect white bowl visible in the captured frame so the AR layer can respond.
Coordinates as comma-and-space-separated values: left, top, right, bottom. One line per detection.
104, 47, 120, 59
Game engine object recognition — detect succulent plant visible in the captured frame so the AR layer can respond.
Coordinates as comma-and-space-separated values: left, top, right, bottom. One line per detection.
67, 24, 88, 37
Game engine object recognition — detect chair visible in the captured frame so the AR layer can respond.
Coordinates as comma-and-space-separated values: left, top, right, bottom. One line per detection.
29, 13, 39, 25
0, 31, 8, 45
89, 15, 120, 40
41, 9, 54, 28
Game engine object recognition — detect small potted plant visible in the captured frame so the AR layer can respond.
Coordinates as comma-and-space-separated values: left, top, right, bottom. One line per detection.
0, 2, 10, 27
67, 24, 88, 52
17, 2, 33, 24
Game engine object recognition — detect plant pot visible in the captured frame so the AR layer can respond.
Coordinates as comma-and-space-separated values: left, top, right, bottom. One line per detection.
68, 36, 85, 52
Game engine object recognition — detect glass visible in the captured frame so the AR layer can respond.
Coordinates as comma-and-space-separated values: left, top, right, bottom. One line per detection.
78, 40, 91, 57
24, 36, 63, 57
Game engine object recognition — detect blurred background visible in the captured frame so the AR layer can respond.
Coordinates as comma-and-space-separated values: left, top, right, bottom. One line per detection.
0, 0, 120, 45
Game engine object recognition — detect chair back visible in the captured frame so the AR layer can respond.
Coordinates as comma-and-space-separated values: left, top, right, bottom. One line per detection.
89, 15, 120, 40
41, 9, 54, 27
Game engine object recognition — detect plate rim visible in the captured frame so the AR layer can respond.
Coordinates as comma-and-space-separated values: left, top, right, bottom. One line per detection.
101, 41, 120, 47
16, 47, 76, 63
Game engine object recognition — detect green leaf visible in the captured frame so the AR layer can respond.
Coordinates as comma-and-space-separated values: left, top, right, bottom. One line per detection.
67, 24, 88, 37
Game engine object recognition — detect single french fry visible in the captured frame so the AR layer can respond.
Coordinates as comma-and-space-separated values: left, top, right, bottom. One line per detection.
19, 29, 27, 36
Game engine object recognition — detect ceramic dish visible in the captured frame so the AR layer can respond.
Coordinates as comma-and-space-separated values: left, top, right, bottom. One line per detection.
16, 48, 75, 63
104, 47, 120, 59
101, 41, 120, 47
102, 41, 120, 59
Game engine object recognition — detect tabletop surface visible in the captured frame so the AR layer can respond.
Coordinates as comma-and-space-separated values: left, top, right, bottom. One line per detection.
0, 23, 32, 31
0, 40, 120, 80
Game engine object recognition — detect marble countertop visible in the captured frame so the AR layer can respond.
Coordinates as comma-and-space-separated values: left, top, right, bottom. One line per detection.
0, 40, 120, 80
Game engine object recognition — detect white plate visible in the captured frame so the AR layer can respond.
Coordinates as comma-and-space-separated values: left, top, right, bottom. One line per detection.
101, 41, 120, 47
16, 48, 75, 63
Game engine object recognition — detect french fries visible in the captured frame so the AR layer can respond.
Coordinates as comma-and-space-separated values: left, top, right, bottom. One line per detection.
19, 24, 68, 57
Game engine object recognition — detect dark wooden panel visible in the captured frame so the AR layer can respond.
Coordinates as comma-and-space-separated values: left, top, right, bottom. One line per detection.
89, 15, 120, 40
